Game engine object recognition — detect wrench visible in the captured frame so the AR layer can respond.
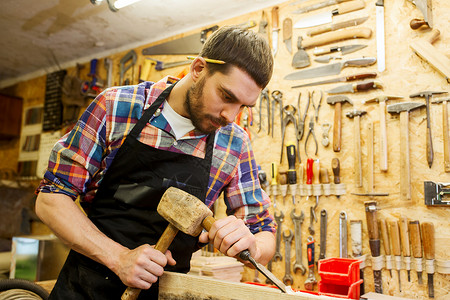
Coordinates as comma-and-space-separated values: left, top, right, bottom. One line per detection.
308, 206, 317, 235
304, 236, 317, 291
274, 211, 284, 261
265, 259, 273, 284
291, 209, 306, 275
339, 211, 348, 258
283, 229, 294, 285
319, 209, 327, 260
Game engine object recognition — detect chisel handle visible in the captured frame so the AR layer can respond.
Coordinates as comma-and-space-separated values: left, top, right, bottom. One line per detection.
409, 220, 422, 258
399, 217, 411, 257
364, 202, 379, 240
332, 158, 340, 184
379, 219, 391, 255
272, 6, 279, 30
422, 222, 435, 260
388, 220, 401, 256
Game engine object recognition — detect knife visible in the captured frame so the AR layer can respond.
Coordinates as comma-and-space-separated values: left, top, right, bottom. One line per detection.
292, 72, 377, 88
293, 0, 352, 14
283, 18, 293, 54
294, 0, 366, 29
272, 6, 280, 57
376, 0, 385, 72
326, 80, 383, 94
284, 57, 377, 80
313, 44, 367, 56
302, 27, 371, 49
307, 15, 369, 36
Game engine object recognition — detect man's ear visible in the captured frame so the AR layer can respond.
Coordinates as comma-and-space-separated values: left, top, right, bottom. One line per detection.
190, 57, 207, 82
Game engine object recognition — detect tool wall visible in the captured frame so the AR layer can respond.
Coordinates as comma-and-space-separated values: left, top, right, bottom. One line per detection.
1, 0, 449, 298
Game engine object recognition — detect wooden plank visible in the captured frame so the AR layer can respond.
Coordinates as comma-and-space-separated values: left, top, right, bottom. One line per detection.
158, 271, 333, 300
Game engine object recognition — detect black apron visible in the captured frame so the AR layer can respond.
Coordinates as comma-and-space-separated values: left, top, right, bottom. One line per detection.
49, 83, 214, 299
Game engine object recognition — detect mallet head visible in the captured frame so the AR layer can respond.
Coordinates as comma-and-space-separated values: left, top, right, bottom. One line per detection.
157, 187, 213, 236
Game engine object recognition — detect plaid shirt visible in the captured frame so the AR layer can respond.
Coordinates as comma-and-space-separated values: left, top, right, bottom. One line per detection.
37, 76, 275, 234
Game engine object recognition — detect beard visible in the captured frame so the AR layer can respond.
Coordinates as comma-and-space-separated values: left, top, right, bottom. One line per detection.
184, 76, 229, 134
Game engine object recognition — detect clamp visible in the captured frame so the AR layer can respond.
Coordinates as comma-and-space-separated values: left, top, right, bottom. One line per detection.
280, 105, 300, 163
305, 117, 318, 157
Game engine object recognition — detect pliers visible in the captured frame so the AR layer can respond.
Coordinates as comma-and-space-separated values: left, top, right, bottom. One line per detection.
297, 91, 310, 141
311, 90, 323, 122
258, 88, 270, 135
271, 90, 283, 139
305, 116, 318, 158
280, 105, 300, 163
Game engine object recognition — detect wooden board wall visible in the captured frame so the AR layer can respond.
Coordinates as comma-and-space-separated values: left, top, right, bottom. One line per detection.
0, 0, 448, 298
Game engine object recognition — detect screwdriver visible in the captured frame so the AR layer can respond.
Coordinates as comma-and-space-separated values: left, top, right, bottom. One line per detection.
286, 142, 298, 204
305, 158, 314, 201
422, 222, 435, 298
409, 220, 423, 284
270, 162, 278, 209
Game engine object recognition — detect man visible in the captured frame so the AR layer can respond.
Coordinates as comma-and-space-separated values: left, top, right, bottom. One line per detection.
35, 25, 275, 299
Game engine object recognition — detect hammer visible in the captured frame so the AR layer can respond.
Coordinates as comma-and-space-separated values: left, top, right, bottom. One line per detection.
410, 91, 447, 168
346, 109, 366, 188
122, 187, 286, 300
432, 96, 450, 172
387, 102, 425, 200
327, 95, 353, 152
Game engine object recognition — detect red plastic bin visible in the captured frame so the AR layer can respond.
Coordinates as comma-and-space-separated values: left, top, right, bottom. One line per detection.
318, 257, 362, 286
318, 279, 363, 299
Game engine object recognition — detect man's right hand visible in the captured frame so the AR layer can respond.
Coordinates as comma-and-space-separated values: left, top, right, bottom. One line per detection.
114, 245, 176, 289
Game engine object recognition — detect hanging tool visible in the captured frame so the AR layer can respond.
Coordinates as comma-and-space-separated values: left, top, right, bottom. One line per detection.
332, 158, 341, 199
350, 220, 365, 295
311, 160, 321, 227
321, 123, 331, 147
145, 58, 191, 71
281, 106, 300, 163
258, 88, 270, 135
119, 50, 137, 85
292, 209, 306, 275
365, 201, 383, 294
142, 26, 218, 55
432, 97, 450, 172
388, 219, 403, 292
306, 158, 315, 235
362, 95, 403, 172
409, 220, 423, 284
297, 92, 310, 141
258, 10, 269, 41
278, 169, 288, 205
326, 80, 383, 94
424, 181, 450, 206
346, 109, 366, 188
328, 95, 353, 152
271, 6, 279, 57
315, 56, 342, 63
399, 216, 412, 282
422, 222, 435, 298
139, 58, 155, 83
410, 29, 450, 83
257, 166, 268, 192
319, 209, 327, 260
286, 142, 298, 205
274, 211, 284, 262
292, 72, 376, 89
304, 236, 317, 291
293, 0, 352, 14
387, 102, 425, 200
313, 44, 367, 56
307, 15, 369, 37
294, 0, 366, 29
298, 27, 372, 50
305, 117, 318, 158
339, 211, 348, 258
271, 90, 283, 139
406, 0, 433, 28
270, 162, 278, 209
410, 91, 447, 168
283, 230, 294, 285
311, 90, 322, 122
376, 0, 386, 72
379, 218, 393, 277
283, 18, 293, 54
292, 36, 311, 69
284, 57, 376, 81
320, 167, 332, 196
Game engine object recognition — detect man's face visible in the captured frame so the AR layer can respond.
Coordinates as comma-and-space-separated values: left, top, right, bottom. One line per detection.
185, 66, 261, 134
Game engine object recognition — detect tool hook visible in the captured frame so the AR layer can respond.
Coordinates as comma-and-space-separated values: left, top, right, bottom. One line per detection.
305, 117, 318, 157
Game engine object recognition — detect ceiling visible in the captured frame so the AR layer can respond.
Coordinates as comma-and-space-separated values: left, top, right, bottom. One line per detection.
0, 0, 286, 89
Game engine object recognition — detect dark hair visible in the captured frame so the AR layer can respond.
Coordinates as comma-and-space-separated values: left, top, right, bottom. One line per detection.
199, 25, 273, 88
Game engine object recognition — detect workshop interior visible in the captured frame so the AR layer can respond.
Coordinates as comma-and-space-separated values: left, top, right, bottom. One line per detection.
0, 0, 449, 299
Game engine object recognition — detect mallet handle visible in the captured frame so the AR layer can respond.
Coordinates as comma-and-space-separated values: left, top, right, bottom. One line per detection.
122, 223, 180, 300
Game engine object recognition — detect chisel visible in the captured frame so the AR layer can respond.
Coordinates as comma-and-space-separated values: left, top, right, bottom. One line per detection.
409, 220, 423, 284
388, 219, 402, 292
364, 201, 382, 293
399, 216, 412, 281
422, 222, 435, 298
379, 219, 393, 276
